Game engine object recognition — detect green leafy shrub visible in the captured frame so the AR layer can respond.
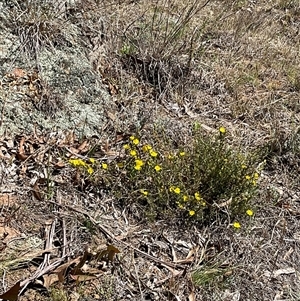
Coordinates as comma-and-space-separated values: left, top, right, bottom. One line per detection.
80, 126, 262, 224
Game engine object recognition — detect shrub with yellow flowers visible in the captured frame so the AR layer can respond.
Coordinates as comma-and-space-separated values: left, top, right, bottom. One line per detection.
68, 128, 263, 224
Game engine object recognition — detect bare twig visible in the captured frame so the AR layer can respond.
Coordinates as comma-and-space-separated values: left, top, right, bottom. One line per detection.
18, 219, 57, 296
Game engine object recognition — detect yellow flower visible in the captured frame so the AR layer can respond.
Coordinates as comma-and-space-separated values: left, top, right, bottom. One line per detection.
177, 202, 184, 209
170, 186, 180, 194
189, 210, 195, 216
154, 165, 161, 172
252, 180, 257, 186
69, 159, 78, 166
245, 175, 251, 180
254, 173, 259, 180
179, 151, 185, 157
130, 136, 135, 141
219, 126, 226, 134
123, 144, 130, 150
87, 167, 94, 174
89, 158, 96, 164
246, 209, 254, 216
134, 159, 144, 171
201, 201, 206, 206
174, 187, 181, 194
135, 159, 144, 166
183, 195, 188, 202
142, 144, 152, 152
241, 164, 247, 169
168, 154, 174, 160
233, 221, 241, 229
133, 138, 139, 145
149, 150, 158, 157
194, 192, 201, 201
130, 150, 137, 157
101, 163, 108, 169
140, 189, 148, 196
69, 158, 86, 167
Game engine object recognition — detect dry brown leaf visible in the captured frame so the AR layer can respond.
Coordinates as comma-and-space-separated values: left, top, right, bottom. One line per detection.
53, 257, 81, 283
55, 161, 66, 168
32, 183, 43, 201
115, 132, 131, 143
68, 146, 80, 155
77, 140, 89, 153
0, 280, 21, 301
95, 245, 120, 263
71, 249, 90, 275
43, 274, 59, 288
107, 245, 121, 262
188, 291, 196, 301
16, 153, 28, 161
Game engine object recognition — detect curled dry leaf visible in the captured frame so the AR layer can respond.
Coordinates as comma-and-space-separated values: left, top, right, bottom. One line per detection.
95, 245, 121, 263
71, 249, 90, 276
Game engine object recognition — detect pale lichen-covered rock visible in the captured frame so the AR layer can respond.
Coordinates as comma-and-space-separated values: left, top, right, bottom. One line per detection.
0, 0, 111, 137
